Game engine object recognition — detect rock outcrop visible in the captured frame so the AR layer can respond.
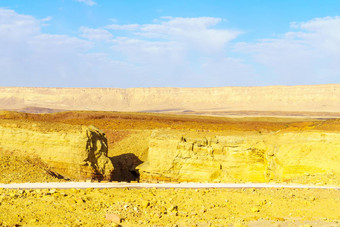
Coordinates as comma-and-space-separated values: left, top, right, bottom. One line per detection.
0, 121, 113, 180
138, 131, 340, 184
1, 84, 340, 113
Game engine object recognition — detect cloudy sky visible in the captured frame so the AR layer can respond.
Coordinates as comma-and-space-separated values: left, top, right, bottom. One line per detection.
1, 0, 340, 88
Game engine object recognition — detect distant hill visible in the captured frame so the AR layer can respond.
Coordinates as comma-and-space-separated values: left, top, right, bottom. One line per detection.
1, 85, 340, 116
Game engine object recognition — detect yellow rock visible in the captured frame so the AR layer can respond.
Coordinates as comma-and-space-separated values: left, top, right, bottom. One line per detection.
251, 207, 260, 212
142, 201, 150, 208
0, 122, 113, 181
138, 131, 340, 184
105, 213, 121, 223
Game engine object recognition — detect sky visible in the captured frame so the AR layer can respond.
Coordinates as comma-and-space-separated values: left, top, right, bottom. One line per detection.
0, 0, 340, 88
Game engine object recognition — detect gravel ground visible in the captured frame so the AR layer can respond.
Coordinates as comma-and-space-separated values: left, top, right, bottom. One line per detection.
0, 187, 339, 226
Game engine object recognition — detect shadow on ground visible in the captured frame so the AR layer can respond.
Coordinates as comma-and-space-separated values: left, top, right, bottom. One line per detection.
110, 153, 143, 182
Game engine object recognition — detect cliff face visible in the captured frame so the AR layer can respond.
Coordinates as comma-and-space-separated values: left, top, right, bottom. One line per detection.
138, 131, 340, 184
1, 84, 340, 113
0, 121, 113, 180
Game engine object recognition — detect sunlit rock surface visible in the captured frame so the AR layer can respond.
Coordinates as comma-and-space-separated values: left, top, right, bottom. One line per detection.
0, 122, 113, 180
138, 131, 340, 184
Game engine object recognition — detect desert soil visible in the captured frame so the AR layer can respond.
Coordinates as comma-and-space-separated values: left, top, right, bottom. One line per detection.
0, 149, 66, 184
0, 187, 339, 226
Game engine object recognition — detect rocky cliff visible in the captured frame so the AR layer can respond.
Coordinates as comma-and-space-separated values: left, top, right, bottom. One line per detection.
1, 84, 340, 113
0, 121, 113, 180
138, 131, 340, 184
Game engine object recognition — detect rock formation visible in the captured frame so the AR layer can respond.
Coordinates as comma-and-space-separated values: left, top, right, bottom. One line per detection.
0, 121, 113, 180
138, 131, 340, 184
1, 84, 340, 113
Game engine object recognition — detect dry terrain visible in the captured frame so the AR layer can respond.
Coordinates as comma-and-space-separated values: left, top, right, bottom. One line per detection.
1, 85, 340, 115
1, 110, 340, 226
0, 187, 339, 226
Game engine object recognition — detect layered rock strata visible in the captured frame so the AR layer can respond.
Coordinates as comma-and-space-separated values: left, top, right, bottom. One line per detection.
0, 121, 113, 180
1, 84, 340, 113
138, 131, 340, 184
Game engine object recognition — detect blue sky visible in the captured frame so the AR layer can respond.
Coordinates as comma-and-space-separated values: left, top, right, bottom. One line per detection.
1, 0, 340, 87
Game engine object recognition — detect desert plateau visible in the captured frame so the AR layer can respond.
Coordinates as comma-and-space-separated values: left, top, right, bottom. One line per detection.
0, 86, 339, 226
2, 85, 340, 115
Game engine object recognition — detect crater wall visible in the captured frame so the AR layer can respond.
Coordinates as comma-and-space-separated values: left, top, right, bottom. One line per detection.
1, 84, 340, 113
0, 121, 113, 181
138, 131, 340, 184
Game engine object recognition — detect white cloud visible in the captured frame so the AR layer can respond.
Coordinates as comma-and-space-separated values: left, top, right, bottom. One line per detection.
0, 8, 107, 87
75, 0, 97, 6
135, 17, 240, 53
41, 16, 52, 22
2, 7, 339, 88
294, 16, 340, 55
235, 16, 340, 85
107, 17, 243, 86
110, 37, 190, 85
0, 11, 257, 87
0, 8, 166, 88
106, 17, 240, 53
0, 8, 41, 39
111, 37, 186, 64
80, 26, 113, 41
105, 24, 140, 31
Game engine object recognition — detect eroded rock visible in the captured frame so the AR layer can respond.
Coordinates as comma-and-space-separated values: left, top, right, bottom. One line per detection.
0, 121, 113, 181
137, 131, 340, 184
138, 132, 269, 182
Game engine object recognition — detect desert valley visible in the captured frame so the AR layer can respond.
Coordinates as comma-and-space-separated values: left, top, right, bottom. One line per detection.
0, 85, 339, 226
